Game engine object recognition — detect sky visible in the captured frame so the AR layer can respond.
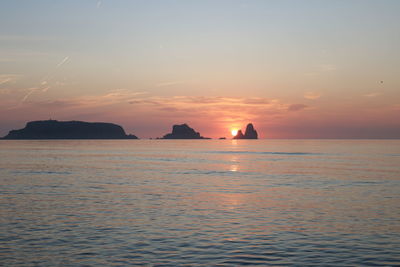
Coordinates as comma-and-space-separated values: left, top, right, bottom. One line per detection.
0, 0, 399, 138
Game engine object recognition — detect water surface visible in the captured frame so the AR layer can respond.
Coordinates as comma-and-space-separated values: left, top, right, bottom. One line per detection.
1, 140, 399, 265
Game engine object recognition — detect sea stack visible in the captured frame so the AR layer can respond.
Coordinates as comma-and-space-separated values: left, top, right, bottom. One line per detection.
162, 123, 206, 139
233, 130, 245, 139
244, 123, 258, 139
2, 120, 138, 139
233, 123, 258, 139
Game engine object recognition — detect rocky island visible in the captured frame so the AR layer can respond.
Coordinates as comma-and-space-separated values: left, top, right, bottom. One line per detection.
233, 123, 258, 139
2, 120, 138, 139
162, 123, 208, 139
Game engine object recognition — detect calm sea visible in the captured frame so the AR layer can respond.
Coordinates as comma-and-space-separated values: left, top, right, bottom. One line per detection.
1, 140, 399, 266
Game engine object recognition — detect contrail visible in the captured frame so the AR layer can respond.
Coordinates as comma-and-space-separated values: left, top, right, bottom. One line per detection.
20, 56, 69, 104
56, 56, 69, 68
40, 56, 69, 82
20, 88, 37, 103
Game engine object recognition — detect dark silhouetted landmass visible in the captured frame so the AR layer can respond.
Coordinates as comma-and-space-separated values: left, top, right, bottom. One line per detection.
2, 120, 138, 139
162, 123, 207, 139
233, 123, 258, 139
233, 130, 245, 139
244, 123, 258, 139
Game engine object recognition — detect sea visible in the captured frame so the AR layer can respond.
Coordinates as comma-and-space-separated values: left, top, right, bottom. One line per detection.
0, 139, 399, 266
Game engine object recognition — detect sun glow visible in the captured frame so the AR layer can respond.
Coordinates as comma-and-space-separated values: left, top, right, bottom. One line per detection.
231, 129, 238, 136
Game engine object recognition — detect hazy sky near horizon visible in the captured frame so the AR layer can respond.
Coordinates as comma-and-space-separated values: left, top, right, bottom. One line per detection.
1, 0, 399, 138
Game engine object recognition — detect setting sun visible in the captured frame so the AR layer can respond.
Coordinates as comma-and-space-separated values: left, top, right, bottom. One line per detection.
231, 129, 238, 136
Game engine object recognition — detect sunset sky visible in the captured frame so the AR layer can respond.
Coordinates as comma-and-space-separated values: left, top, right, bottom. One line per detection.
1, 0, 399, 138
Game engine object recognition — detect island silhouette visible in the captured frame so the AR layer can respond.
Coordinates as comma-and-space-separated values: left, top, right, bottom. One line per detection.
2, 120, 138, 139
1, 120, 259, 139
233, 123, 258, 139
161, 123, 209, 139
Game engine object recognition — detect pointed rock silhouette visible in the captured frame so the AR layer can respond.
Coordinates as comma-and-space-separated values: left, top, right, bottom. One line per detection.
233, 123, 258, 139
233, 130, 245, 139
244, 123, 258, 139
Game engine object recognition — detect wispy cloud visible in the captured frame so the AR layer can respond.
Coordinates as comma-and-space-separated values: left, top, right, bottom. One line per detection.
15, 89, 146, 110
305, 63, 337, 76
6, 91, 315, 138
287, 104, 307, 111
20, 86, 51, 103
20, 85, 45, 104
155, 81, 186, 88
56, 56, 69, 68
0, 74, 20, 85
304, 91, 321, 100
22, 92, 307, 122
242, 97, 271, 105
319, 64, 336, 72
364, 92, 381, 98
20, 56, 70, 103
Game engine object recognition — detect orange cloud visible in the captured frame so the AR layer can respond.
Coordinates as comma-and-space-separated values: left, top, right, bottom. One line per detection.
1, 90, 310, 138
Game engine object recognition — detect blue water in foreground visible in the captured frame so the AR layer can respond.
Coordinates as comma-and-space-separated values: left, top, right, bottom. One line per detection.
1, 140, 400, 266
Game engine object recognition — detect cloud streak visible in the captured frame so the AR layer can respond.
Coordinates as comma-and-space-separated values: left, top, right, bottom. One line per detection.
288, 104, 307, 111
20, 56, 70, 103
19, 91, 308, 124
304, 91, 321, 100
56, 56, 69, 68
0, 74, 20, 85
6, 90, 399, 139
364, 92, 381, 98
155, 81, 186, 88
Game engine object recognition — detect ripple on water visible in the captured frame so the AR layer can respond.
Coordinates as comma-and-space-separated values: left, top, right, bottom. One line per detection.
0, 140, 399, 266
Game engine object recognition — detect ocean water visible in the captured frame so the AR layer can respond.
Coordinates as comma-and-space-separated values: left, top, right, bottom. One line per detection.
0, 139, 399, 266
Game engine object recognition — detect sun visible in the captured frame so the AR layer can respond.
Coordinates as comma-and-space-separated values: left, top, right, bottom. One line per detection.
231, 129, 238, 136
